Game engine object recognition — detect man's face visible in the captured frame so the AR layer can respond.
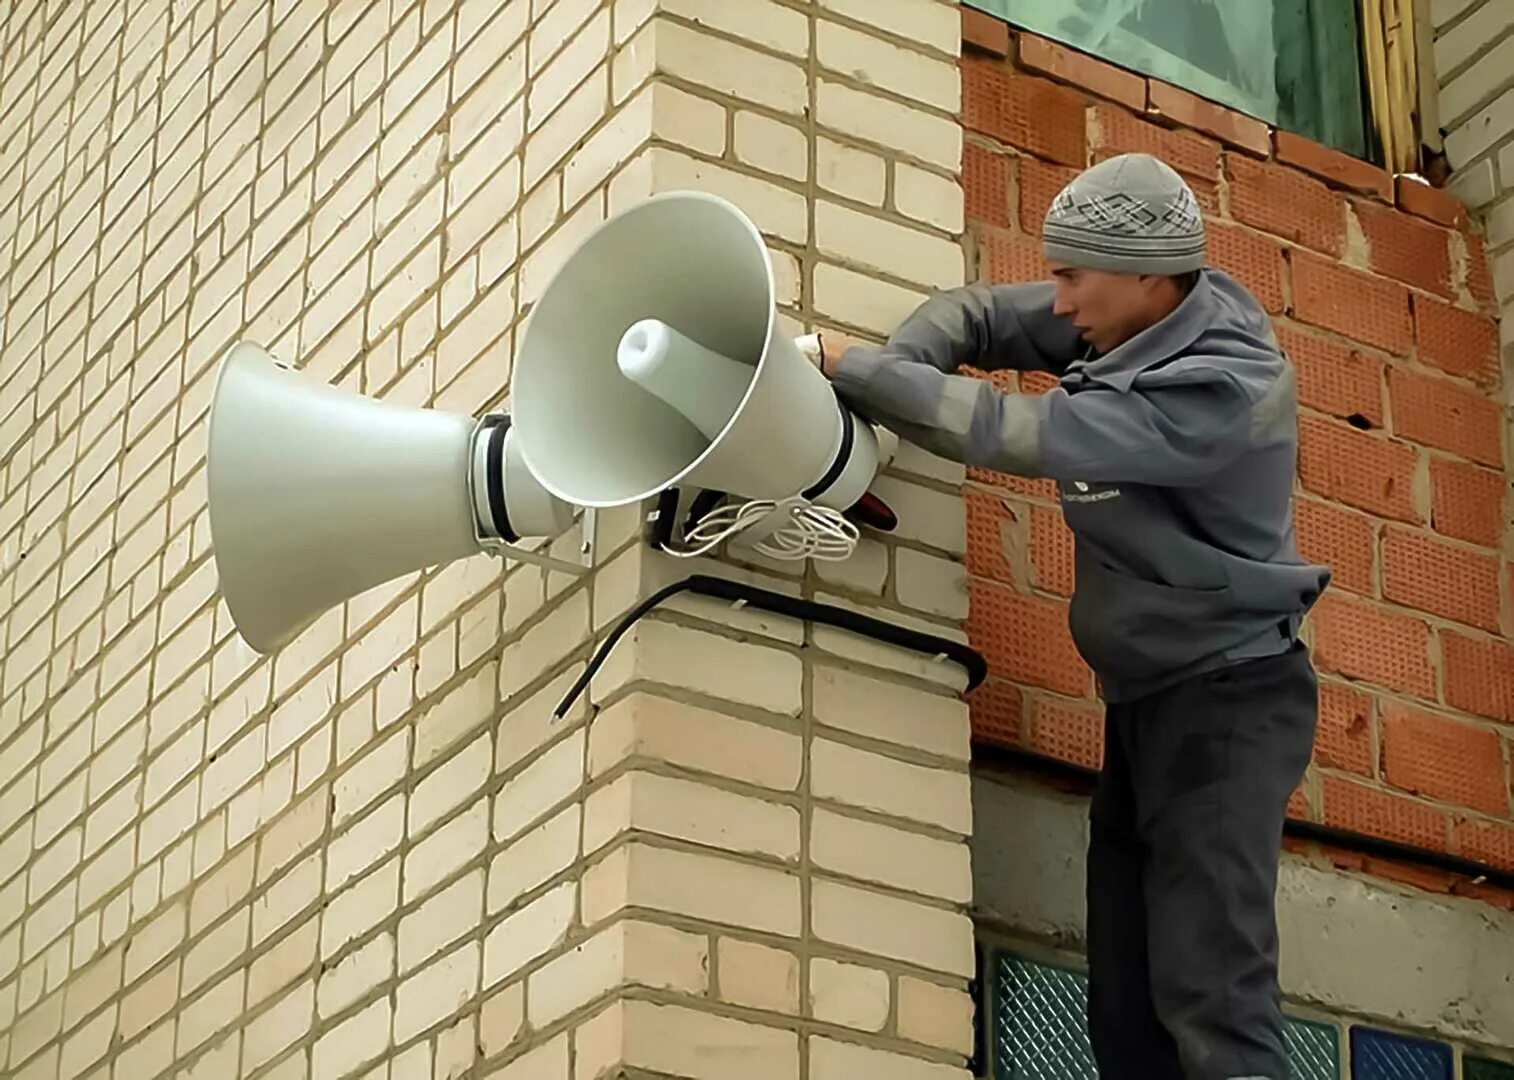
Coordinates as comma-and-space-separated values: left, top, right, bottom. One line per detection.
1048, 262, 1162, 354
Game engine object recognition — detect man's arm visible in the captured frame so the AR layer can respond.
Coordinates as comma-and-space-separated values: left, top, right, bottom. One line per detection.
829, 350, 1252, 486
835, 281, 1085, 376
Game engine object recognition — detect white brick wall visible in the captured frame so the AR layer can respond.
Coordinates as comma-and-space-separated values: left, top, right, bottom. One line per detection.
0, 0, 978, 1076
1435, 0, 1514, 364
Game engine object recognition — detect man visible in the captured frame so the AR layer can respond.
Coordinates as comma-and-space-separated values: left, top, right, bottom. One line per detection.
816, 153, 1330, 1080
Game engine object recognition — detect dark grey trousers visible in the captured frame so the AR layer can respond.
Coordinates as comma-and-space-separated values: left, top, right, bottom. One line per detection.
1086, 642, 1318, 1080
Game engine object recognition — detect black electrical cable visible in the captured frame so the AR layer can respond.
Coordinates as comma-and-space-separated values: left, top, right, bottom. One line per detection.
552, 573, 988, 719
974, 740, 1514, 891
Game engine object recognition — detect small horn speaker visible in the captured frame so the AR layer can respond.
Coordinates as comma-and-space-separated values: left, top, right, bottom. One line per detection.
206, 343, 575, 653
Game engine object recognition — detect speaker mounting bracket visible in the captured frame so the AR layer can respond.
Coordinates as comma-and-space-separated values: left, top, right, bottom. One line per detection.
478, 537, 595, 576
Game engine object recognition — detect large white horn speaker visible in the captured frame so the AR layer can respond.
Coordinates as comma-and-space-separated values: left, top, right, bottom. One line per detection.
511, 191, 880, 513
207, 343, 578, 653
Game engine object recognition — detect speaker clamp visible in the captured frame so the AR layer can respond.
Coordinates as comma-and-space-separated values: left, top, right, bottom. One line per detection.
470, 414, 596, 577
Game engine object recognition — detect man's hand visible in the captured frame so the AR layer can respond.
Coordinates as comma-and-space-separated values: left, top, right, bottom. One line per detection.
818, 331, 856, 379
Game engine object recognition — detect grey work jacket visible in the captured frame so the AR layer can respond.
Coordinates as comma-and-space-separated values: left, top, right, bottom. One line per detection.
830, 268, 1332, 702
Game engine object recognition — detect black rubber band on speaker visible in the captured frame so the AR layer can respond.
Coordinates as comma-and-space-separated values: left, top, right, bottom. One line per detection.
485, 417, 519, 544
803, 395, 855, 501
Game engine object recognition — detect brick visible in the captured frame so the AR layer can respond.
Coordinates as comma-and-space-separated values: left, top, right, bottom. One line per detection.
812, 262, 928, 338
411, 730, 491, 839
1293, 253, 1414, 354
815, 200, 962, 289
588, 692, 801, 791
733, 110, 806, 182
1429, 457, 1504, 547
579, 999, 798, 1080
811, 956, 889, 1031
1293, 498, 1375, 595
1028, 695, 1104, 771
818, 137, 887, 206
661, 0, 810, 57
816, 20, 957, 113
1355, 199, 1453, 297
716, 937, 799, 1014
820, 0, 959, 55
812, 879, 973, 977
481, 881, 576, 988
582, 842, 800, 936
961, 6, 1009, 57
810, 1035, 966, 1080
487, 803, 579, 915
1297, 416, 1420, 523
1443, 632, 1514, 724
326, 795, 405, 893
1382, 704, 1506, 815
539, 920, 707, 1027
961, 58, 1085, 166
979, 228, 1048, 282
179, 969, 247, 1058
490, 1033, 567, 1078
1016, 157, 1079, 237
399, 870, 482, 974
967, 679, 1022, 745
895, 547, 970, 619
1028, 503, 1074, 597
583, 770, 799, 861
817, 77, 956, 168
1089, 105, 1221, 211
395, 941, 479, 1044
1387, 367, 1502, 466
964, 487, 1018, 586
1193, 219, 1289, 316
1274, 130, 1393, 201
898, 975, 975, 1055
494, 729, 584, 843
1017, 31, 1143, 109
528, 10, 609, 131
1275, 323, 1384, 427
480, 982, 524, 1058
963, 143, 1010, 227
1440, 21, 1514, 119
812, 738, 970, 834
591, 619, 802, 717
968, 580, 1090, 697
1382, 527, 1500, 631
895, 163, 964, 234
645, 18, 805, 115
322, 858, 400, 962
406, 798, 489, 904
318, 933, 394, 1019
1310, 594, 1434, 698
1148, 79, 1269, 156
334, 727, 409, 825
1321, 774, 1448, 851
1452, 817, 1514, 872
313, 996, 391, 1079
1413, 295, 1500, 386
812, 666, 969, 762
1226, 155, 1344, 257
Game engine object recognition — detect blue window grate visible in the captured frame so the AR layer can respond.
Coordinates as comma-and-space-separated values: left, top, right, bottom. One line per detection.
1350, 1027, 1452, 1080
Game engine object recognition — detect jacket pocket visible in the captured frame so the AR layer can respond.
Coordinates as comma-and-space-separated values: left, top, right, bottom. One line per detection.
1068, 559, 1243, 682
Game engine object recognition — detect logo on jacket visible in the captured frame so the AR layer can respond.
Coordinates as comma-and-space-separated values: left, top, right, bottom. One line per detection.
1061, 480, 1121, 504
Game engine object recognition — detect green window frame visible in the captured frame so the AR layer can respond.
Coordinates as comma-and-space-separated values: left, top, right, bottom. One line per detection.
965, 0, 1376, 162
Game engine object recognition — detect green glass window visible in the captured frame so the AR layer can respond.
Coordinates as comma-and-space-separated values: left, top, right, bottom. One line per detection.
982, 947, 1345, 1078
966, 0, 1371, 160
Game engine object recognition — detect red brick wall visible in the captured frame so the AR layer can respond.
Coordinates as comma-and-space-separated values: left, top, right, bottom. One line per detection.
959, 17, 1514, 882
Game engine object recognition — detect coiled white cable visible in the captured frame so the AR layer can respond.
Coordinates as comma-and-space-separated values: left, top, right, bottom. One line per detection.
662, 497, 860, 562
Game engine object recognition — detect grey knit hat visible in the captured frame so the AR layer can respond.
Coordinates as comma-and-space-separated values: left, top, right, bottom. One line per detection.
1042, 153, 1206, 274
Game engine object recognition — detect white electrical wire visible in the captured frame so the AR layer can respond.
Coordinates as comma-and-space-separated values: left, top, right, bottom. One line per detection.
662, 497, 860, 562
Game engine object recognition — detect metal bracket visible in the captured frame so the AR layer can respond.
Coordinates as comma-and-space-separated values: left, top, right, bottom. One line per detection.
479, 537, 594, 576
